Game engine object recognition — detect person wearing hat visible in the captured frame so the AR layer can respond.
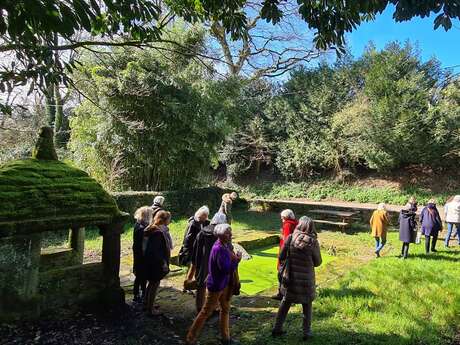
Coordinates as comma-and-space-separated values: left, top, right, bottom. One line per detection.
370, 203, 390, 258
151, 195, 165, 218
444, 195, 460, 247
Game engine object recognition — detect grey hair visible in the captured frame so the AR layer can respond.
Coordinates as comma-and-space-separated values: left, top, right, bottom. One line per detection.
194, 205, 210, 220
377, 203, 386, 211
280, 209, 295, 220
134, 206, 153, 224
214, 223, 231, 238
153, 196, 165, 206
403, 203, 412, 211
211, 212, 227, 225
296, 216, 316, 235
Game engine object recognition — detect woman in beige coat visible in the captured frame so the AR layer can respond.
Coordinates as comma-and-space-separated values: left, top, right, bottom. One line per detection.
370, 203, 390, 257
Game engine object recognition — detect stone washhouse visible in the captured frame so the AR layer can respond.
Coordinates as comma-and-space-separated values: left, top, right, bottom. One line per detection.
0, 127, 129, 321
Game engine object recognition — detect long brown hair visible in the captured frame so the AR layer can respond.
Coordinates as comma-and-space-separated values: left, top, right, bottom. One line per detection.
145, 210, 171, 233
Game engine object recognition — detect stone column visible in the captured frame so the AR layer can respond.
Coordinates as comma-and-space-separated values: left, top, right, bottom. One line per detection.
69, 227, 85, 264
99, 221, 125, 307
0, 233, 41, 321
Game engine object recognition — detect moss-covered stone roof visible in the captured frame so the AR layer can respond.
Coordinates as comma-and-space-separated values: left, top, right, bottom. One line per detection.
0, 158, 128, 237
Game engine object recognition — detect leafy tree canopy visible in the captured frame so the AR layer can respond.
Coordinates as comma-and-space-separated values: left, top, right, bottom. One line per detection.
1, 0, 459, 108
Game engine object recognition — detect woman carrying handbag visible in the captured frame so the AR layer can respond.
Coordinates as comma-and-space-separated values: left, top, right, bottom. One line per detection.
272, 216, 322, 340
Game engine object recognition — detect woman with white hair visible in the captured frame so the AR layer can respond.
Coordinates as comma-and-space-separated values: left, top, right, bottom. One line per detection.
444, 195, 460, 247
370, 203, 390, 258
272, 216, 322, 340
272, 209, 298, 300
191, 212, 227, 312
179, 206, 210, 287
185, 223, 241, 345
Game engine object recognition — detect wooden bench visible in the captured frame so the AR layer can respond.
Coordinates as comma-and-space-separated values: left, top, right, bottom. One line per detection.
310, 209, 360, 231
313, 219, 349, 229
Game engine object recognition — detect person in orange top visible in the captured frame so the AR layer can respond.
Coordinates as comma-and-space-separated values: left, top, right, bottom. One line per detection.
272, 209, 298, 300
370, 203, 390, 258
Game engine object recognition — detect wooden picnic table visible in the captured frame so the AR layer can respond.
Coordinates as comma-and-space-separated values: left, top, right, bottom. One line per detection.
309, 209, 360, 231
309, 209, 359, 218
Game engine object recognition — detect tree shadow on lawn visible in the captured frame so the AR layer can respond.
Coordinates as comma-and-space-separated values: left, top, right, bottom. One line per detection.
408, 252, 460, 262
240, 324, 426, 345
233, 210, 280, 232
318, 287, 375, 299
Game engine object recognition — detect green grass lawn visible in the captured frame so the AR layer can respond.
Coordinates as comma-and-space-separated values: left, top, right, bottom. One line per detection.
231, 232, 460, 345
39, 208, 459, 344
239, 245, 335, 295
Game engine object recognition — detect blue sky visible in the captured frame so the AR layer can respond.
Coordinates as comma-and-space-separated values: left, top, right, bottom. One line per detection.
345, 5, 460, 72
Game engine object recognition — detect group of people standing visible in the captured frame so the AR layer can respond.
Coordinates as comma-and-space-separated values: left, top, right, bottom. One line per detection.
132, 192, 243, 345
370, 195, 460, 258
131, 192, 459, 344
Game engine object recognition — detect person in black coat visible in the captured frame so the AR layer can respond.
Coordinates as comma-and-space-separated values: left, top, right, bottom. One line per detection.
143, 210, 171, 316
399, 203, 417, 259
132, 206, 152, 302
179, 206, 210, 289
191, 212, 227, 312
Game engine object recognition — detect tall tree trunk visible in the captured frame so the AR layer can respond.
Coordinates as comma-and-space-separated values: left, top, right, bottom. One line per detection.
45, 84, 56, 126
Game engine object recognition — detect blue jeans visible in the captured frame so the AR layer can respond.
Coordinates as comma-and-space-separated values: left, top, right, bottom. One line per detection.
375, 235, 387, 253
445, 223, 460, 246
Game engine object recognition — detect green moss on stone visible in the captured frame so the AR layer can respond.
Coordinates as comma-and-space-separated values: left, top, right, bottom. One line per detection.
0, 158, 127, 236
32, 127, 58, 160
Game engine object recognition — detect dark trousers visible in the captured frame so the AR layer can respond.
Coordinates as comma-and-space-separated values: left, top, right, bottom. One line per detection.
146, 280, 160, 313
133, 276, 147, 297
196, 285, 206, 313
425, 235, 438, 254
401, 242, 410, 258
273, 299, 312, 335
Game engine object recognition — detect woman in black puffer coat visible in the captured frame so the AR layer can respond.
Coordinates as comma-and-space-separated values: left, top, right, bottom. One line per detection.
272, 216, 322, 340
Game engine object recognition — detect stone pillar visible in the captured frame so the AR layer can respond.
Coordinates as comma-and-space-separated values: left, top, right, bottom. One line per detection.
99, 221, 125, 307
69, 227, 85, 264
0, 233, 41, 321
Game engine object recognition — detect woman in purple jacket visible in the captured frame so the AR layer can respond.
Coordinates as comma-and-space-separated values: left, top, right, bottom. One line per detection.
420, 199, 442, 254
185, 224, 241, 345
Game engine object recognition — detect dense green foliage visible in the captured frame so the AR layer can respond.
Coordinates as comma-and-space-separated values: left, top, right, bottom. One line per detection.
225, 42, 460, 181
2, 0, 459, 107
240, 180, 460, 206
69, 27, 243, 191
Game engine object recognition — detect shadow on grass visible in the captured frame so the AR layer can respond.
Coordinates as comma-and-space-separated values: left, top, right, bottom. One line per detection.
409, 253, 460, 262
319, 287, 375, 299
233, 210, 280, 232
251, 251, 279, 259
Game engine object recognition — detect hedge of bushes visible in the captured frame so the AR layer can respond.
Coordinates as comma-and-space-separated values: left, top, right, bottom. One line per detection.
111, 187, 229, 217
